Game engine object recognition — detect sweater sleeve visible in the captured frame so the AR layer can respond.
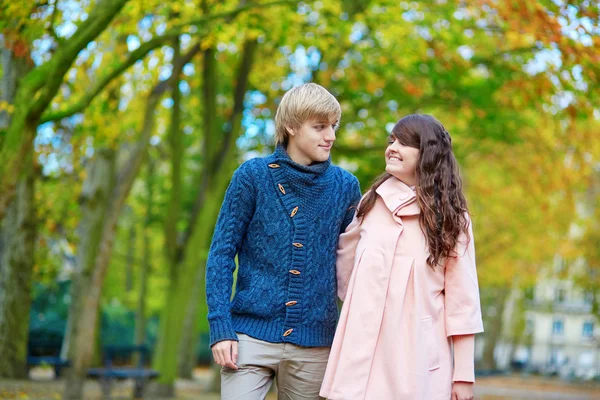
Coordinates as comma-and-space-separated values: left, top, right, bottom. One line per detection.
206, 163, 256, 347
340, 175, 362, 233
452, 334, 476, 382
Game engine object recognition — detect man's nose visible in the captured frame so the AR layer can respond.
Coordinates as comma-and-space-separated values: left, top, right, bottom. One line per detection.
324, 126, 336, 141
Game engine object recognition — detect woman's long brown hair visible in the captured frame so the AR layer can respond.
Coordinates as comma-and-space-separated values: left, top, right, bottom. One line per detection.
356, 114, 470, 268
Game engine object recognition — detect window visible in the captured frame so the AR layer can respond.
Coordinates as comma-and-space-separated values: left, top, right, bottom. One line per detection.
578, 351, 594, 367
525, 318, 534, 335
554, 288, 567, 303
549, 348, 565, 365
552, 319, 564, 336
582, 322, 594, 338
584, 291, 594, 305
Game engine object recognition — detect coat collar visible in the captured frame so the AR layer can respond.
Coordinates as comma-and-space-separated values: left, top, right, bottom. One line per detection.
375, 176, 420, 216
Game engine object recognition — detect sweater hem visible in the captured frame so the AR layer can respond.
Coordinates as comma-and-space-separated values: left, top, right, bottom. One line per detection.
233, 315, 336, 347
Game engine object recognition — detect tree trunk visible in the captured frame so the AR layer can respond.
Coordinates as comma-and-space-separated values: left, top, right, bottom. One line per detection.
177, 261, 206, 378
0, 167, 36, 378
63, 60, 173, 398
150, 35, 184, 398
176, 25, 215, 379
152, 38, 256, 397
134, 161, 154, 366
63, 149, 116, 400
0, 37, 36, 379
62, 39, 199, 397
481, 287, 510, 370
152, 186, 230, 395
126, 224, 136, 292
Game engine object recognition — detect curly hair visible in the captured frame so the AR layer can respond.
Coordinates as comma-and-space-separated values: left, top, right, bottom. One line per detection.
356, 114, 470, 268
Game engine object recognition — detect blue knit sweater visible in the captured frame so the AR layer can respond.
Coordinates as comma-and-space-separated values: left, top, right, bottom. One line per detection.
206, 145, 361, 347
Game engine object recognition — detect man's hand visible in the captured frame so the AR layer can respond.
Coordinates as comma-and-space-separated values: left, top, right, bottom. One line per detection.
211, 340, 239, 370
451, 381, 474, 400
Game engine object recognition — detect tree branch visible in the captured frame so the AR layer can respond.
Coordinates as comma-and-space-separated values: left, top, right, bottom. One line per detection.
177, 38, 258, 254
48, 0, 62, 44
29, 0, 130, 119
114, 42, 202, 192
40, 0, 300, 123
470, 46, 542, 65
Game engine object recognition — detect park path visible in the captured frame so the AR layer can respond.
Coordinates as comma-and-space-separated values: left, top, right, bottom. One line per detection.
0, 369, 598, 399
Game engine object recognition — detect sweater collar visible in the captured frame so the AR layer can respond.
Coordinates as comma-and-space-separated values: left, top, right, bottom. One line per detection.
272, 145, 331, 176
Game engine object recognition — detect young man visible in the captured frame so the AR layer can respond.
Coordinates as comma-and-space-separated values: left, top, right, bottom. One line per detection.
206, 83, 361, 399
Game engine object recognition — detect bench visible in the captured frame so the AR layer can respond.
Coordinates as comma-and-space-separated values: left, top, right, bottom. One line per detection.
87, 345, 159, 400
27, 355, 70, 378
27, 339, 69, 379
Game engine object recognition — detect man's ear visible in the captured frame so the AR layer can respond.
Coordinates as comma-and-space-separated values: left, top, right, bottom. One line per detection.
286, 126, 295, 136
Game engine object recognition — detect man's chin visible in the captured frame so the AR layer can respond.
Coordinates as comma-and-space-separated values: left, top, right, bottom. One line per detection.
309, 153, 329, 164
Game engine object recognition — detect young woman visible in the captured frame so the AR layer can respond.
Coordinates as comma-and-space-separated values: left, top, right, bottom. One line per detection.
320, 114, 484, 400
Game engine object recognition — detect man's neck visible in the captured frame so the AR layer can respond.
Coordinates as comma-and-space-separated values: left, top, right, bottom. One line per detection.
285, 144, 313, 166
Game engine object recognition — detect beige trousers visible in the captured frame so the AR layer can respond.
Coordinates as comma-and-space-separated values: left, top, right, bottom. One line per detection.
221, 334, 330, 400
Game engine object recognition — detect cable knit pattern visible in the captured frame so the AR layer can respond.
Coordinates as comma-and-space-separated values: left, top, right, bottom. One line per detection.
206, 145, 361, 347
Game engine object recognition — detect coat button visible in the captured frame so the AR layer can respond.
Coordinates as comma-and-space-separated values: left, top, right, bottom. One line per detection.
289, 270, 301, 275
283, 329, 294, 337
292, 242, 303, 248
268, 163, 280, 168
278, 184, 286, 195
285, 301, 297, 306
290, 206, 299, 217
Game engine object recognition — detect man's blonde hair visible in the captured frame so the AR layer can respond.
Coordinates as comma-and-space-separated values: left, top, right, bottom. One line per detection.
274, 83, 341, 146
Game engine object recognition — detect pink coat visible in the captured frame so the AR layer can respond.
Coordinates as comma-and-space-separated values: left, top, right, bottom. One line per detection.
320, 176, 484, 400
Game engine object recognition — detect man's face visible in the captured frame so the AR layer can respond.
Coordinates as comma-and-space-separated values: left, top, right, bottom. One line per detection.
286, 118, 338, 165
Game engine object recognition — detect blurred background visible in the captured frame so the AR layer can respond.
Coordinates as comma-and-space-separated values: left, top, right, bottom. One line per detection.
1, 0, 599, 399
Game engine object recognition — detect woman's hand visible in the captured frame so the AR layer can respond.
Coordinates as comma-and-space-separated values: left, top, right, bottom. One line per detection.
451, 381, 474, 400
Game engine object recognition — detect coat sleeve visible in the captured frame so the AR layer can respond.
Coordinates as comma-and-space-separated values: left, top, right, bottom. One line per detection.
337, 212, 361, 301
444, 216, 484, 337
452, 334, 476, 382
340, 175, 362, 234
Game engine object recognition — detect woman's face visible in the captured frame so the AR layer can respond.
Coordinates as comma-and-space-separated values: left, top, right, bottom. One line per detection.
385, 136, 420, 186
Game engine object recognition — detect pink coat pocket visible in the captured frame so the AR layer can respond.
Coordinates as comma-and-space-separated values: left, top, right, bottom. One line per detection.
422, 316, 440, 371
